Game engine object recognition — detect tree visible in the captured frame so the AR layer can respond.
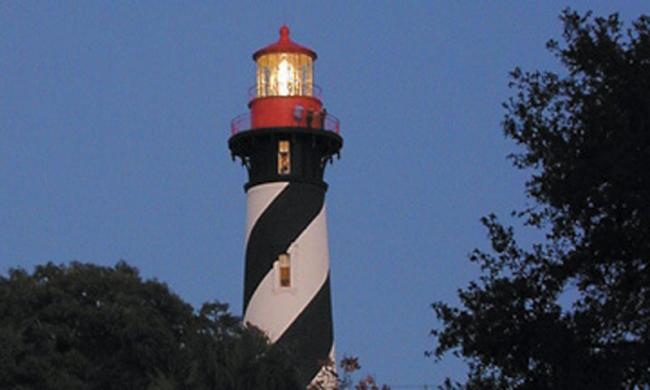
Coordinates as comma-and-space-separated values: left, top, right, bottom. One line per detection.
0, 261, 300, 390
432, 10, 650, 389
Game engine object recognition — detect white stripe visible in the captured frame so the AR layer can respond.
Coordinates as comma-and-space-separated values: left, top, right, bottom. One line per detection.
311, 345, 337, 388
245, 182, 289, 244
244, 205, 330, 342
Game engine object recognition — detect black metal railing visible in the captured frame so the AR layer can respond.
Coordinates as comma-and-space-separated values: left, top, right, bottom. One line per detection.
230, 111, 340, 135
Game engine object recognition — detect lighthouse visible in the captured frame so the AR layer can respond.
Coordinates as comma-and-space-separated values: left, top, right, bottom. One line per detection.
228, 26, 342, 388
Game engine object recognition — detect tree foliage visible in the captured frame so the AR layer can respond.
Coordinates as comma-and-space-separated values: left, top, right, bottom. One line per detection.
432, 10, 650, 389
0, 261, 301, 390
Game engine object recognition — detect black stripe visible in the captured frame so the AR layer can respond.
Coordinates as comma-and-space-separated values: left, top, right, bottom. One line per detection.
274, 276, 334, 388
243, 182, 325, 311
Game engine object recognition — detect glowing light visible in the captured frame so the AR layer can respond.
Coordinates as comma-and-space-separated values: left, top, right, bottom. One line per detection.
256, 53, 312, 97
277, 58, 294, 95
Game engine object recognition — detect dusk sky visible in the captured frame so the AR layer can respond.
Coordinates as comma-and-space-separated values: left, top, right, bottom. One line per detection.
2, 2, 648, 387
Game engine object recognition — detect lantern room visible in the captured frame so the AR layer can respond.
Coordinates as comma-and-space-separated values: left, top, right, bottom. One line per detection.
247, 26, 326, 130
253, 25, 316, 98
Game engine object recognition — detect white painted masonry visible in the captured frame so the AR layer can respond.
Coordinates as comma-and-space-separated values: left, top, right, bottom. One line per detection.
244, 205, 330, 341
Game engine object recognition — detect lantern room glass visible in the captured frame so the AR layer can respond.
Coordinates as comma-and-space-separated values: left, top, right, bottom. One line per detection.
256, 53, 313, 97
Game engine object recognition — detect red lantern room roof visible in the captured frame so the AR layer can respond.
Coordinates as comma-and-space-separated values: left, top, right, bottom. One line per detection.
252, 25, 317, 61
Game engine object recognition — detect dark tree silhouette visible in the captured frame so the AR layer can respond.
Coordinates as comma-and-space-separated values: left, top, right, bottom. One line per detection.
432, 10, 650, 389
0, 261, 301, 390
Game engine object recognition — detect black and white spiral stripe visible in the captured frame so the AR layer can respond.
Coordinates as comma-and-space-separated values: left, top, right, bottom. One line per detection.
243, 181, 334, 388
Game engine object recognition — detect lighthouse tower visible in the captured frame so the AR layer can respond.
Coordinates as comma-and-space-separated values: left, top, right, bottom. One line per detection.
228, 26, 342, 388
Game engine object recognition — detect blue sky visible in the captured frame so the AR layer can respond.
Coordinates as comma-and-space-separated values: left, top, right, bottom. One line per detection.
2, 2, 648, 387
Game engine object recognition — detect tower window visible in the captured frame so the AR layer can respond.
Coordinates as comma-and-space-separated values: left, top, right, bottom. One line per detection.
278, 140, 291, 175
278, 253, 291, 288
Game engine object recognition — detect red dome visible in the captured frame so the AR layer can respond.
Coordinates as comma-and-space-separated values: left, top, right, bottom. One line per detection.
252, 25, 317, 61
